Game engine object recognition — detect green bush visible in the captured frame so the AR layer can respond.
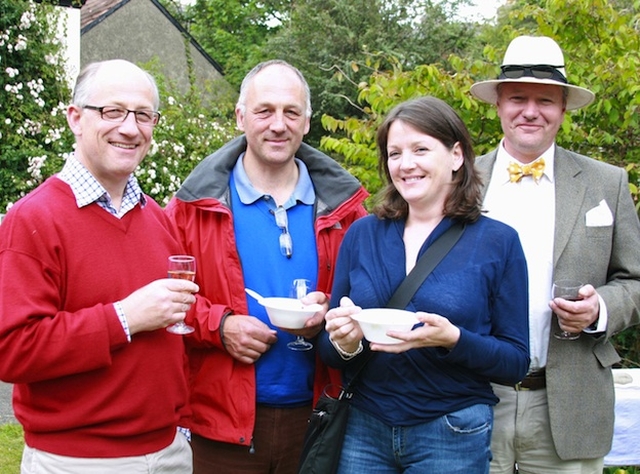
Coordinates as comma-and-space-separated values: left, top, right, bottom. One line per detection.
0, 0, 73, 212
136, 59, 238, 205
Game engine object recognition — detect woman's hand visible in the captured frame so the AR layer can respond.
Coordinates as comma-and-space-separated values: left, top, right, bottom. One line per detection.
371, 311, 460, 353
324, 296, 363, 354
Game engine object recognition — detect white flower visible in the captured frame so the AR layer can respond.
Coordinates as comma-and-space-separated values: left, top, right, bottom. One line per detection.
19, 11, 35, 30
5, 67, 19, 78
28, 155, 47, 181
15, 35, 27, 51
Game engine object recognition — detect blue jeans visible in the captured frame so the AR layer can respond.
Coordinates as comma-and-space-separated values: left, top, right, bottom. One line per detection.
338, 403, 492, 474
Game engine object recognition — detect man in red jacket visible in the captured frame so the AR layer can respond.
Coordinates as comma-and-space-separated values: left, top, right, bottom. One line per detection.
166, 60, 369, 473
0, 59, 197, 473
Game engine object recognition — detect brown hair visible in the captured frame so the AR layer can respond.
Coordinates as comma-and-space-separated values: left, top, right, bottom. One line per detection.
373, 96, 483, 222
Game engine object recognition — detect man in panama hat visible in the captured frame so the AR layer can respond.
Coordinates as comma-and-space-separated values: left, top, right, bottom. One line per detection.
471, 35, 640, 473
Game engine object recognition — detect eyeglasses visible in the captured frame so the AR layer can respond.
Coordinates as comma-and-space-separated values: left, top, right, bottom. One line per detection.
499, 64, 567, 84
83, 105, 161, 126
274, 206, 293, 259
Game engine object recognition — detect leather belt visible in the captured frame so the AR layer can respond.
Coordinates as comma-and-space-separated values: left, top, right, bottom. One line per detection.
498, 369, 546, 391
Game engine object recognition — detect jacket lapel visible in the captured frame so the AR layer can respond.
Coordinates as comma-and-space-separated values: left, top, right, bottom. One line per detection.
476, 150, 498, 202
553, 148, 586, 270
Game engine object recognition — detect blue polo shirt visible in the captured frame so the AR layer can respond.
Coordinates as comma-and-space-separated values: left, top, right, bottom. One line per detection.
231, 154, 319, 407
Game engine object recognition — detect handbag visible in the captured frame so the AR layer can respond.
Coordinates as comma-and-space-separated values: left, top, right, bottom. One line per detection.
297, 222, 465, 474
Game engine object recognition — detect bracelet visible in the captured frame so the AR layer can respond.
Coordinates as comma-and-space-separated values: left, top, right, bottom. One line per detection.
330, 337, 363, 360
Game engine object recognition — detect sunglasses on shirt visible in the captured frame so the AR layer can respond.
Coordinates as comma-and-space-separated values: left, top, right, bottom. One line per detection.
499, 64, 567, 84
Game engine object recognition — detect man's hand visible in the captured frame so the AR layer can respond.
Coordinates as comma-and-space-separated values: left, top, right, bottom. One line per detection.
119, 278, 199, 335
279, 290, 329, 339
221, 315, 278, 364
549, 283, 600, 333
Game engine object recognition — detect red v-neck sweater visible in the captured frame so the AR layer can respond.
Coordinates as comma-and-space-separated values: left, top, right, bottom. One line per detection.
0, 177, 189, 457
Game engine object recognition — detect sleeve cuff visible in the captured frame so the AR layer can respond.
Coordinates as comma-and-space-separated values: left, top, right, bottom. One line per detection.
583, 294, 608, 334
114, 301, 131, 342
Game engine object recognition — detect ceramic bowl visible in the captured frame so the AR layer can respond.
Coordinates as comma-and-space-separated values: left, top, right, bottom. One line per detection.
260, 297, 321, 329
351, 308, 419, 344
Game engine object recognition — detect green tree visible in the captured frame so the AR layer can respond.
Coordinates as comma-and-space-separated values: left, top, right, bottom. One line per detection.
0, 0, 74, 212
321, 0, 640, 199
187, 0, 288, 89
261, 0, 481, 145
184, 0, 484, 146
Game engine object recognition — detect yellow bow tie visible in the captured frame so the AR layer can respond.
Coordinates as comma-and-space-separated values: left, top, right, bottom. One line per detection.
508, 158, 545, 183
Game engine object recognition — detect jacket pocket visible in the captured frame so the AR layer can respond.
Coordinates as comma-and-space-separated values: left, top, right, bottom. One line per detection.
594, 341, 621, 368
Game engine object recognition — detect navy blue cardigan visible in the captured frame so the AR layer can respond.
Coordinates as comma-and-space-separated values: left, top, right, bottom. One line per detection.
318, 215, 530, 425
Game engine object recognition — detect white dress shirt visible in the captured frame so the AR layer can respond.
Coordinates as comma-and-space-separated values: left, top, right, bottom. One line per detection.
482, 141, 556, 370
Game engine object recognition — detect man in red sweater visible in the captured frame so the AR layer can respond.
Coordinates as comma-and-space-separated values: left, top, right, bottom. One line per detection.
0, 59, 197, 473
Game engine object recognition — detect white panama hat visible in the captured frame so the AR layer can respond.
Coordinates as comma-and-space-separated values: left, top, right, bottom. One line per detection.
470, 36, 595, 111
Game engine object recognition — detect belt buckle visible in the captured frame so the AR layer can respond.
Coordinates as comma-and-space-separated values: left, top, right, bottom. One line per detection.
514, 381, 531, 391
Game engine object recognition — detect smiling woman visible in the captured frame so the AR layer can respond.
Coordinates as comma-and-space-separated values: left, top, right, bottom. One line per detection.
317, 96, 530, 473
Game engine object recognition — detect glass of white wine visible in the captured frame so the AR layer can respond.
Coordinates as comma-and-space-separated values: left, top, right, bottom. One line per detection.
166, 255, 196, 335
288, 279, 314, 351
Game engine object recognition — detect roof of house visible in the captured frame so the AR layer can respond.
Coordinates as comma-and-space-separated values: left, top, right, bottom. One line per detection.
80, 0, 224, 74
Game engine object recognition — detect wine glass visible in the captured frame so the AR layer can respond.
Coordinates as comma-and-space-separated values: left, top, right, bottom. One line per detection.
288, 279, 314, 351
166, 255, 196, 335
552, 279, 583, 340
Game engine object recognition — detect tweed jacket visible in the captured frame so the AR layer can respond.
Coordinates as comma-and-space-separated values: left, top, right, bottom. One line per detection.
476, 145, 640, 460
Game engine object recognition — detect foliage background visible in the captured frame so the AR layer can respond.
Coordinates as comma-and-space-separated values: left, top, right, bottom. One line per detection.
0, 0, 72, 210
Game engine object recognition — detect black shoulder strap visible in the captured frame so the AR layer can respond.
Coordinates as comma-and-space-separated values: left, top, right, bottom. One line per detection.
386, 221, 465, 310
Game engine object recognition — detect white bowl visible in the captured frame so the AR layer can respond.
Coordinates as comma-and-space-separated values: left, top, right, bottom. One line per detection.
351, 308, 419, 344
260, 297, 321, 329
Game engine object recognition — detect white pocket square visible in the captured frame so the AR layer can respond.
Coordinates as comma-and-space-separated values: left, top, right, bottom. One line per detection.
585, 199, 613, 227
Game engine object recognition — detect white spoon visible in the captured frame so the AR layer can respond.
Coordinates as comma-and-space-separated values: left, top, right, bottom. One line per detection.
244, 288, 324, 312
245, 288, 266, 304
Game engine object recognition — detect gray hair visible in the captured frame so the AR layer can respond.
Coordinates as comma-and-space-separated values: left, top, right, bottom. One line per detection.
236, 60, 312, 118
72, 60, 160, 110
